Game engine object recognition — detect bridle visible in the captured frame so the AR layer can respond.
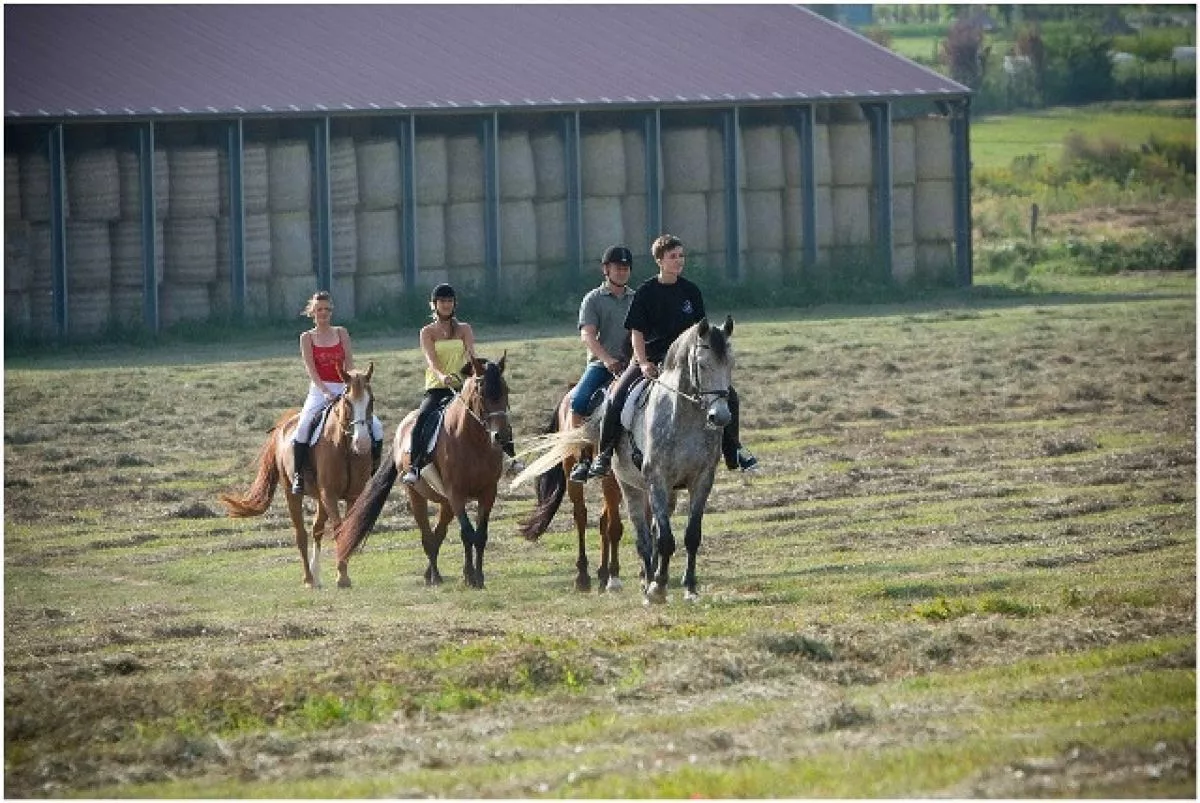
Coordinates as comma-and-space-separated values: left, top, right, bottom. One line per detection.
334, 384, 373, 440
651, 343, 730, 408
448, 372, 512, 448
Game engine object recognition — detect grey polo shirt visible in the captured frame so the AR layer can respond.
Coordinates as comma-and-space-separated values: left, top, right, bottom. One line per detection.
577, 282, 634, 367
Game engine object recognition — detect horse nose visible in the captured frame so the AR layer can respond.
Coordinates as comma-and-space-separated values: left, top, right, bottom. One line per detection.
707, 402, 732, 429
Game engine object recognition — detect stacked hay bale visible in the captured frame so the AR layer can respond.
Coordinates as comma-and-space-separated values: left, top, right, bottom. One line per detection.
913, 116, 956, 283
622, 128, 647, 253
6, 152, 33, 333
162, 140, 220, 327
890, 121, 918, 282
827, 121, 874, 275
531, 129, 568, 279
266, 139, 316, 320
660, 126, 711, 265
16, 148, 53, 337
580, 128, 626, 272
60, 137, 120, 336
413, 135, 449, 293
498, 131, 538, 287
740, 125, 786, 280
212, 142, 270, 318
355, 136, 404, 316
328, 137, 359, 317
782, 122, 834, 274
112, 146, 169, 327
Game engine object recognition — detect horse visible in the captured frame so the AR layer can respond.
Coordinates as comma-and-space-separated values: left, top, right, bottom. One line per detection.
335, 355, 513, 589
513, 317, 735, 604
220, 362, 376, 589
517, 384, 625, 593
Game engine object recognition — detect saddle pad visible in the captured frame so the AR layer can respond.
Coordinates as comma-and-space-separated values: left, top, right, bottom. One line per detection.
620, 378, 649, 431
305, 401, 337, 447
402, 408, 444, 457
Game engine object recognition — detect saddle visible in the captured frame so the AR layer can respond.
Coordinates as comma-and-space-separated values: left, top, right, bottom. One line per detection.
403, 395, 455, 458
301, 397, 340, 447
619, 377, 651, 431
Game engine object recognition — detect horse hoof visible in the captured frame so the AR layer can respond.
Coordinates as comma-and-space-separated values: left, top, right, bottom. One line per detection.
576, 577, 592, 593
645, 583, 668, 605
607, 577, 624, 593
684, 589, 699, 602
337, 577, 352, 589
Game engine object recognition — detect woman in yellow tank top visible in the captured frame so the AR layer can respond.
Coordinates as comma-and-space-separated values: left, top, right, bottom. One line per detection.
402, 283, 480, 485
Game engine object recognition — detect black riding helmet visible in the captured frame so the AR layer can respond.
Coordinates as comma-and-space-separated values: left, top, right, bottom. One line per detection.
430, 283, 457, 302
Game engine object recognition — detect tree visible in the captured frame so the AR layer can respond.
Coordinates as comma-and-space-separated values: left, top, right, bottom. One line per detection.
940, 18, 992, 88
1042, 24, 1116, 104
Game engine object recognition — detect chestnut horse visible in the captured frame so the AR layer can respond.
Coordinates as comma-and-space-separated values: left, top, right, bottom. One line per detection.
220, 363, 376, 589
335, 356, 513, 589
517, 385, 624, 593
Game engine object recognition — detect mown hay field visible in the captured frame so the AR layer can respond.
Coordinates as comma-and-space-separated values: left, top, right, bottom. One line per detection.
4, 277, 1195, 797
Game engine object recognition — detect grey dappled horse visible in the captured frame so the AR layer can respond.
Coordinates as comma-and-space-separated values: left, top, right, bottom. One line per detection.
513, 316, 735, 603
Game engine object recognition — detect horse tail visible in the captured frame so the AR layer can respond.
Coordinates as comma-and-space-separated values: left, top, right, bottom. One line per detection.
516, 405, 567, 542
334, 458, 398, 562
218, 414, 289, 517
510, 418, 597, 489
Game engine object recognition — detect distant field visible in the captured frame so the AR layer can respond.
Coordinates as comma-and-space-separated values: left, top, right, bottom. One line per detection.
971, 100, 1196, 171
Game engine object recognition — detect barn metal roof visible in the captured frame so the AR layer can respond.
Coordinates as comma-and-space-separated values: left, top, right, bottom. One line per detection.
4, 4, 968, 122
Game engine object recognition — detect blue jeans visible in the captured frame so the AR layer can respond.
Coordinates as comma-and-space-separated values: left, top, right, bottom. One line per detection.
570, 362, 615, 416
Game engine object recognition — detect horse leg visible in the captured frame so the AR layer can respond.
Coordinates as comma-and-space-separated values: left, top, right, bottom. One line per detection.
647, 484, 676, 604
623, 487, 655, 600
681, 475, 716, 601
409, 492, 441, 587
333, 496, 354, 589
456, 508, 480, 588
309, 500, 329, 589
285, 489, 316, 588
601, 477, 624, 592
470, 495, 495, 590
566, 463, 591, 593
319, 493, 351, 590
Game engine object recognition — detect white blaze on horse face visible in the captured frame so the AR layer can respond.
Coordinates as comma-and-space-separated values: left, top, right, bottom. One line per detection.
349, 392, 372, 454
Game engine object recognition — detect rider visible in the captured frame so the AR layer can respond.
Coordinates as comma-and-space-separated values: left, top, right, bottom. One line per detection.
401, 283, 480, 486
567, 245, 636, 484
585, 233, 759, 480
291, 290, 384, 495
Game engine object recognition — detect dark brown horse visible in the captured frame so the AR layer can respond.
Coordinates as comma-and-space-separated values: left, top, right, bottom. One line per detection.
335, 356, 512, 589
518, 385, 625, 593
220, 363, 376, 589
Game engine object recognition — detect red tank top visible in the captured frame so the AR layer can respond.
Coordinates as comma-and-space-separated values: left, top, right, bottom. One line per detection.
311, 338, 346, 383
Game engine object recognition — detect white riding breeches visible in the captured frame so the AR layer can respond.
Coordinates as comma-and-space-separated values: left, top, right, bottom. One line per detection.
292, 382, 383, 444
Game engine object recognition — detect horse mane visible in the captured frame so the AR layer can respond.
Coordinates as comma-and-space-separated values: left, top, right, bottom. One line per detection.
661, 320, 730, 385
481, 360, 503, 401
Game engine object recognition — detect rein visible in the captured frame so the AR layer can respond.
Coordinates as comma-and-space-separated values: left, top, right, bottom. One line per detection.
649, 344, 729, 408
446, 375, 510, 447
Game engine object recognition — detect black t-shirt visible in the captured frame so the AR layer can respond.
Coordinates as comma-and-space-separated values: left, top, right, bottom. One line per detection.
623, 275, 706, 364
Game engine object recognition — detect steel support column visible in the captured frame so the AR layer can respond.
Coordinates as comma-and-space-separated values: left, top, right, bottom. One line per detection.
950, 98, 974, 285
312, 117, 333, 292
644, 110, 662, 246
721, 108, 742, 281
48, 124, 68, 337
224, 120, 246, 319
481, 113, 501, 299
862, 101, 894, 283
399, 115, 418, 292
564, 112, 582, 278
790, 105, 818, 273
139, 122, 161, 330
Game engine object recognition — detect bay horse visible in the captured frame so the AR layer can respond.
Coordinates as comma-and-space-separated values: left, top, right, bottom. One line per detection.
335, 356, 512, 589
513, 317, 735, 603
220, 363, 376, 589
517, 384, 625, 593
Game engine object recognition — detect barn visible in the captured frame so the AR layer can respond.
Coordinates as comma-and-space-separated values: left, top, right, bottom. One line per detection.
4, 4, 972, 339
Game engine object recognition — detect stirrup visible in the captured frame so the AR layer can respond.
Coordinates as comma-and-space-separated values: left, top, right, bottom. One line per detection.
569, 459, 591, 484
401, 466, 420, 485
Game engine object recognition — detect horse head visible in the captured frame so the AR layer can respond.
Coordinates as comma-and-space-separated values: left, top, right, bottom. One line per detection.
679, 317, 734, 430
335, 361, 375, 455
460, 352, 513, 452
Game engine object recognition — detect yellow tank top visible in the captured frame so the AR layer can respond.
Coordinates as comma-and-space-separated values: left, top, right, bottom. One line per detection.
425, 337, 468, 390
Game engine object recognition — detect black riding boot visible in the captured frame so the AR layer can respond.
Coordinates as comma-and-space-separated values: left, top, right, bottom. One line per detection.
291, 441, 309, 494
587, 403, 621, 478
722, 387, 759, 472
371, 439, 383, 474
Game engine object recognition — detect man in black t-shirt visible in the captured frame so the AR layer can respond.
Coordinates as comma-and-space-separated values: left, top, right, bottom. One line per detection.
585, 234, 758, 479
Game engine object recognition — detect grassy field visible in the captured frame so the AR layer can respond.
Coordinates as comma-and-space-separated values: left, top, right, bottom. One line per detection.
4, 274, 1195, 797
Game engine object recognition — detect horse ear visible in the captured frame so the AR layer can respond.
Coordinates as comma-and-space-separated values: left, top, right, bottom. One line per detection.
497, 351, 507, 374
460, 361, 475, 377
336, 363, 350, 383
365, 361, 374, 381
723, 314, 734, 338
697, 317, 709, 336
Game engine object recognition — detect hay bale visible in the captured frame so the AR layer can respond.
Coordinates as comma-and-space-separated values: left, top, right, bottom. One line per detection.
355, 273, 405, 316
4, 221, 34, 292
330, 137, 359, 210
159, 282, 211, 327
623, 128, 646, 195
892, 243, 916, 283
832, 185, 871, 246
530, 130, 566, 200
706, 191, 746, 256
111, 220, 165, 286
892, 185, 915, 246
501, 262, 537, 296
417, 203, 446, 268
814, 124, 833, 186
742, 189, 784, 251
168, 146, 220, 218
500, 131, 536, 200
783, 123, 834, 188
6, 154, 21, 220
329, 273, 357, 320
742, 126, 785, 191
331, 210, 357, 277
268, 275, 318, 319
622, 195, 647, 253
356, 207, 401, 276
67, 148, 120, 221
662, 192, 707, 249
66, 221, 112, 290
534, 199, 567, 262
356, 138, 402, 209
500, 199, 537, 264
270, 211, 314, 277
118, 149, 170, 220
415, 135, 448, 205
268, 140, 311, 213
917, 240, 955, 283
218, 144, 270, 216
914, 179, 955, 242
582, 196, 624, 267
4, 290, 31, 332
110, 285, 144, 327
68, 287, 111, 336
445, 201, 486, 268
165, 217, 218, 283
915, 117, 954, 181
210, 278, 270, 319
785, 186, 834, 249
19, 150, 54, 222
707, 127, 744, 192
447, 135, 485, 203
892, 122, 916, 186
214, 213, 271, 281
663, 127, 711, 194
581, 129, 625, 197
829, 123, 872, 187
744, 250, 784, 282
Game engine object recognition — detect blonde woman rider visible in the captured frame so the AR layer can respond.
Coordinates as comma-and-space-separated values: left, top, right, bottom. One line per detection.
291, 290, 385, 495
401, 283, 480, 485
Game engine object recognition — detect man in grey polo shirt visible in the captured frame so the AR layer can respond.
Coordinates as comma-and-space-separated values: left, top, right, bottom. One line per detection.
567, 245, 636, 483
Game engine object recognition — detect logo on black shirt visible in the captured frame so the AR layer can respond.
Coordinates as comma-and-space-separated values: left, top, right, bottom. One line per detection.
682, 301, 694, 315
